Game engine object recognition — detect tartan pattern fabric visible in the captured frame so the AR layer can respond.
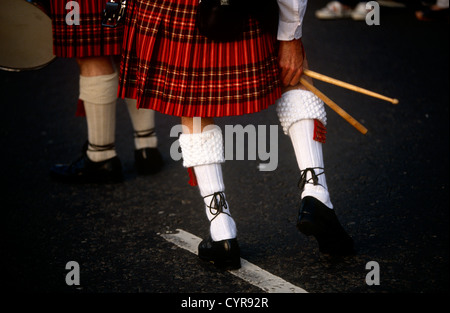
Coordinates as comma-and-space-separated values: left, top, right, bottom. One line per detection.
50, 0, 123, 58
118, 0, 281, 117
313, 119, 327, 143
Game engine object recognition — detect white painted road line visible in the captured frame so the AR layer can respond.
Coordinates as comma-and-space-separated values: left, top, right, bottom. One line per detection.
160, 229, 308, 293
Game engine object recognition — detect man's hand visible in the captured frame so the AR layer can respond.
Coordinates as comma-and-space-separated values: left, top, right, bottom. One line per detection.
278, 38, 305, 87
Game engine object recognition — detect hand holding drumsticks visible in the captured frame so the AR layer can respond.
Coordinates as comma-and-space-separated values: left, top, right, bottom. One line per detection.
277, 40, 397, 135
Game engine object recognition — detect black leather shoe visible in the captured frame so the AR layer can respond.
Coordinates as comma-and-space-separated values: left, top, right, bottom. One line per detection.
50, 154, 124, 184
134, 147, 164, 175
297, 196, 355, 256
198, 237, 241, 270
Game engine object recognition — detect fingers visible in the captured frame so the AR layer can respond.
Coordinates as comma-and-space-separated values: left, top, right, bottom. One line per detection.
290, 67, 303, 86
278, 40, 305, 86
280, 64, 303, 86
281, 58, 312, 93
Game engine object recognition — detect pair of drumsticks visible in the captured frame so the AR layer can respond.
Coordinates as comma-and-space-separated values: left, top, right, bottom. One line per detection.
300, 69, 399, 135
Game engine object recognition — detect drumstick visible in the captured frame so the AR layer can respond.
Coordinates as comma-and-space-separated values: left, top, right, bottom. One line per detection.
300, 77, 368, 135
303, 69, 399, 105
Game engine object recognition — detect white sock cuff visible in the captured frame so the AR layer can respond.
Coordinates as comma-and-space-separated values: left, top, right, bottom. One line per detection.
179, 127, 225, 168
79, 71, 119, 104
124, 97, 137, 108
276, 89, 327, 135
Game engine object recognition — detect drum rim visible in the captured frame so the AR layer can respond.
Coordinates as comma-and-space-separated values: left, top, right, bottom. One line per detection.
0, 56, 57, 72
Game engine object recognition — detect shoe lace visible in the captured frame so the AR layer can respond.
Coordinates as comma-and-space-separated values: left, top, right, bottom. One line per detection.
298, 167, 325, 191
68, 142, 115, 170
204, 191, 230, 222
87, 142, 116, 152
134, 128, 156, 138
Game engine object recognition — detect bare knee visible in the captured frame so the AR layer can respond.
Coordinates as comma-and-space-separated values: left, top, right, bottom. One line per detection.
181, 117, 215, 134
76, 56, 115, 76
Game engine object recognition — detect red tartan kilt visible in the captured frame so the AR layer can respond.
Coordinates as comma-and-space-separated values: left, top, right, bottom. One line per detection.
118, 0, 281, 117
49, 0, 123, 58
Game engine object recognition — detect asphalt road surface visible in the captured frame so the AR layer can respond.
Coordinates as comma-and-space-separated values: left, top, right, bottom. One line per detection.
1, 0, 448, 300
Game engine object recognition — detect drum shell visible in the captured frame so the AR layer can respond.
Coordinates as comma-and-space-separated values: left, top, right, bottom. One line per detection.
0, 0, 55, 71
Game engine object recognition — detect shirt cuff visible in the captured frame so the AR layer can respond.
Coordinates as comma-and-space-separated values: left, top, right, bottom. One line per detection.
277, 20, 303, 41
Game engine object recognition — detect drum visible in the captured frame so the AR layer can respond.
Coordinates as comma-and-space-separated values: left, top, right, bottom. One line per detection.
0, 0, 55, 71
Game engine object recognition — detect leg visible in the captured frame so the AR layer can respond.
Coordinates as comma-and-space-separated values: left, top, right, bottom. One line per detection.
50, 56, 123, 183
276, 79, 354, 255
178, 117, 240, 269
125, 99, 164, 175
78, 56, 117, 162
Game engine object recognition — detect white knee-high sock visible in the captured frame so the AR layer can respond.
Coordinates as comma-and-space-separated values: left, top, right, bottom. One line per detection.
276, 89, 332, 209
124, 98, 157, 150
179, 127, 237, 241
79, 72, 118, 162
194, 163, 237, 241
289, 119, 333, 209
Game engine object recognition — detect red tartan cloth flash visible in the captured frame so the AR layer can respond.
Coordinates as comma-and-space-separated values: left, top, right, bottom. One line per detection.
187, 167, 198, 186
313, 119, 327, 143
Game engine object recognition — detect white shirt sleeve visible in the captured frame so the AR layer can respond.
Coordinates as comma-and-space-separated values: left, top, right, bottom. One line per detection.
277, 0, 308, 41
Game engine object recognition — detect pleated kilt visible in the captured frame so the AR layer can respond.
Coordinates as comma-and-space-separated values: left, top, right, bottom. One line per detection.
118, 0, 281, 117
49, 0, 123, 58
